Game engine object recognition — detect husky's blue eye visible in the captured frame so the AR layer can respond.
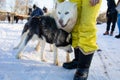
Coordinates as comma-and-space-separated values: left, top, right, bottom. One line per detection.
65, 12, 69, 15
58, 12, 61, 14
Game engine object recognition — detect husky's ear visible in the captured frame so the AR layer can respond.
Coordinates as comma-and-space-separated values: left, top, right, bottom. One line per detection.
66, 34, 71, 43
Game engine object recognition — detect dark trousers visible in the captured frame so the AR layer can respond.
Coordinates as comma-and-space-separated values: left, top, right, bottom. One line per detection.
106, 12, 117, 32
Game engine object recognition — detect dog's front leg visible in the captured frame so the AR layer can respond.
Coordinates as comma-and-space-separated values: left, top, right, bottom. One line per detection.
53, 45, 59, 66
40, 40, 46, 62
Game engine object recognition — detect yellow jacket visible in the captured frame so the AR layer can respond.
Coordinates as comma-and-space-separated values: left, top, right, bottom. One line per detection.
58, 0, 102, 54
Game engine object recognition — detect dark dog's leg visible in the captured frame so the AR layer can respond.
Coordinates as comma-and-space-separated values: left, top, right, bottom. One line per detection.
16, 31, 33, 59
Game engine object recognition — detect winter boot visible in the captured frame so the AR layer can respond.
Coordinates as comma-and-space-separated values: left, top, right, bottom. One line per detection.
73, 49, 94, 80
115, 34, 120, 38
103, 31, 109, 35
63, 48, 79, 69
73, 68, 89, 80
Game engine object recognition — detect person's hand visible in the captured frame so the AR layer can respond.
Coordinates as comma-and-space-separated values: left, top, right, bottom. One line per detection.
90, 0, 100, 6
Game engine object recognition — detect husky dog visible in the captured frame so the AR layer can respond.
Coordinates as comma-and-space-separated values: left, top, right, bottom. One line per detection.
16, 16, 73, 65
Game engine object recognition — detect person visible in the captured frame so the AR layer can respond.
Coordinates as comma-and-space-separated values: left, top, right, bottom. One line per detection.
115, 0, 120, 38
43, 6, 48, 13
30, 4, 44, 17
28, 8, 32, 15
58, 0, 102, 80
27, 8, 32, 20
27, 4, 44, 21
7, 12, 10, 23
103, 0, 117, 36
22, 4, 44, 35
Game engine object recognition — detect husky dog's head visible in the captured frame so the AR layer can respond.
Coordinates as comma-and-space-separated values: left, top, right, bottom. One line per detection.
55, 29, 73, 53
55, 1, 77, 33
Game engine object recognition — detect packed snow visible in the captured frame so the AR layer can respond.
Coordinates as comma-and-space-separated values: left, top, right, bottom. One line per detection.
0, 20, 120, 80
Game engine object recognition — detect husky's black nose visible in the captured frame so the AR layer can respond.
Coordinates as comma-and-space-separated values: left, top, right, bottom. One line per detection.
59, 19, 63, 25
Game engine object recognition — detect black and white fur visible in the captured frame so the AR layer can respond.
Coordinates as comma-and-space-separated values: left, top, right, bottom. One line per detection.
15, 16, 73, 65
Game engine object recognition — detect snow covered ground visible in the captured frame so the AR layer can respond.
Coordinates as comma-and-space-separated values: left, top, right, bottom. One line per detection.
0, 20, 120, 80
